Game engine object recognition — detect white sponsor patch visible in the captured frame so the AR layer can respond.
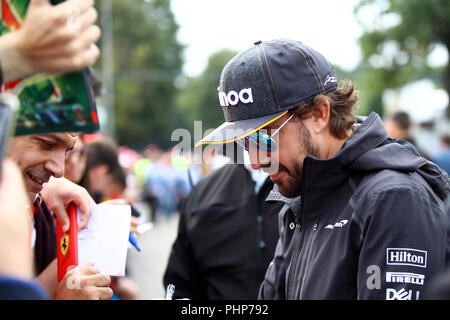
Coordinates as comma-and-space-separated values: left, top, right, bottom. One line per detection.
386, 288, 420, 300
386, 248, 427, 268
324, 219, 348, 230
218, 88, 253, 107
386, 272, 425, 286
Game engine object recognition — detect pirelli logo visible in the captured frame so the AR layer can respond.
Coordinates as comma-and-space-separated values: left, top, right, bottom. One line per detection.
386, 248, 427, 268
386, 272, 425, 286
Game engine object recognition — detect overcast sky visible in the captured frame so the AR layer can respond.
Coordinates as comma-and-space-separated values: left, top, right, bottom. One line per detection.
171, 0, 362, 77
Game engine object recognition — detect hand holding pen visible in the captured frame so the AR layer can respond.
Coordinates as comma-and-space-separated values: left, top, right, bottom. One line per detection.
129, 233, 141, 252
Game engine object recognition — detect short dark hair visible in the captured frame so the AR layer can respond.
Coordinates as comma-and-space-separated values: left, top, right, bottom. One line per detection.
79, 139, 122, 189
391, 111, 411, 131
109, 163, 127, 190
85, 140, 119, 170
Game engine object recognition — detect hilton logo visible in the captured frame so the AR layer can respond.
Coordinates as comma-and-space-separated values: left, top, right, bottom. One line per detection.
387, 248, 427, 268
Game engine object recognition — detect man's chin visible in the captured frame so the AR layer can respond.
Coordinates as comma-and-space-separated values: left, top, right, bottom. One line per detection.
25, 181, 43, 203
275, 177, 301, 198
278, 187, 300, 198
27, 191, 38, 203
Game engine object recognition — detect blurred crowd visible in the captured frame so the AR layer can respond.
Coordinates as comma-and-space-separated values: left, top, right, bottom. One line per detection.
120, 141, 233, 223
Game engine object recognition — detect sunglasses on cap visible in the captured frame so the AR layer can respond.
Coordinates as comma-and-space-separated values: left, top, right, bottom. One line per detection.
236, 114, 294, 152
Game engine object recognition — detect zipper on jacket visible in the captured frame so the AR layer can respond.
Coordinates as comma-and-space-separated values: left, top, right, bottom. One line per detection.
286, 157, 309, 299
296, 218, 319, 299
256, 213, 264, 280
286, 218, 303, 299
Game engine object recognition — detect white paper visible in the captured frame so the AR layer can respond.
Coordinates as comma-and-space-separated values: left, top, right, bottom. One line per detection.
77, 204, 131, 276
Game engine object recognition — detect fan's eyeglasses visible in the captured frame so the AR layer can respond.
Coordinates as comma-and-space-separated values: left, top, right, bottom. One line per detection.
236, 114, 294, 152
65, 147, 88, 161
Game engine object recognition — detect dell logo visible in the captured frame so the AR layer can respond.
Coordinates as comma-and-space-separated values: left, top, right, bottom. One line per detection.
218, 88, 254, 107
386, 288, 420, 300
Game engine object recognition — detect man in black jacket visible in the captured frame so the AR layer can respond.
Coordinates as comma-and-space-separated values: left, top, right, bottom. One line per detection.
163, 161, 284, 299
195, 39, 450, 300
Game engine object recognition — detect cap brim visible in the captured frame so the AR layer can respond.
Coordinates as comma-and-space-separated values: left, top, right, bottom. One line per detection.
195, 110, 288, 147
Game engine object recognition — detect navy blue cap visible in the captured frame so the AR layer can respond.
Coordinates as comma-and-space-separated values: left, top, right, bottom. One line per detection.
196, 39, 338, 146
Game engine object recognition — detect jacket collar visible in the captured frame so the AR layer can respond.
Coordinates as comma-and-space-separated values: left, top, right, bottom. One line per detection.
266, 184, 302, 218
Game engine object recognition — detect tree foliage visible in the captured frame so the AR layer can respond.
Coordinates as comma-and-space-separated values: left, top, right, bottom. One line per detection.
95, 0, 184, 150
354, 0, 450, 117
175, 49, 238, 134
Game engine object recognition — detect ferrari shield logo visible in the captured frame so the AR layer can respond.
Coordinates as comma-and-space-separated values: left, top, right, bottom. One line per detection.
60, 234, 69, 256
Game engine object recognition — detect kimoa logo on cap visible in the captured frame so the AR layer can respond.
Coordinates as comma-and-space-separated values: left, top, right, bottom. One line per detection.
218, 87, 253, 107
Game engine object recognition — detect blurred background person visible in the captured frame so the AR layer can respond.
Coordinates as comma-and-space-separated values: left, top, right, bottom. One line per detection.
136, 144, 162, 223
64, 135, 88, 185
384, 111, 431, 159
144, 148, 189, 222
384, 111, 418, 147
433, 133, 450, 176
79, 137, 121, 202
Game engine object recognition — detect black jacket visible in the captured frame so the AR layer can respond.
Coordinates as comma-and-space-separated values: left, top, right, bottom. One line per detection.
259, 112, 450, 300
34, 198, 56, 275
163, 164, 284, 299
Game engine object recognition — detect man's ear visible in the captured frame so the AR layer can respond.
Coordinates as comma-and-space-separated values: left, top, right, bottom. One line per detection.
310, 96, 330, 135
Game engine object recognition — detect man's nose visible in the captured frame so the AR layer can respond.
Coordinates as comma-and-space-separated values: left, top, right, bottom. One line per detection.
45, 155, 65, 178
248, 146, 271, 170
